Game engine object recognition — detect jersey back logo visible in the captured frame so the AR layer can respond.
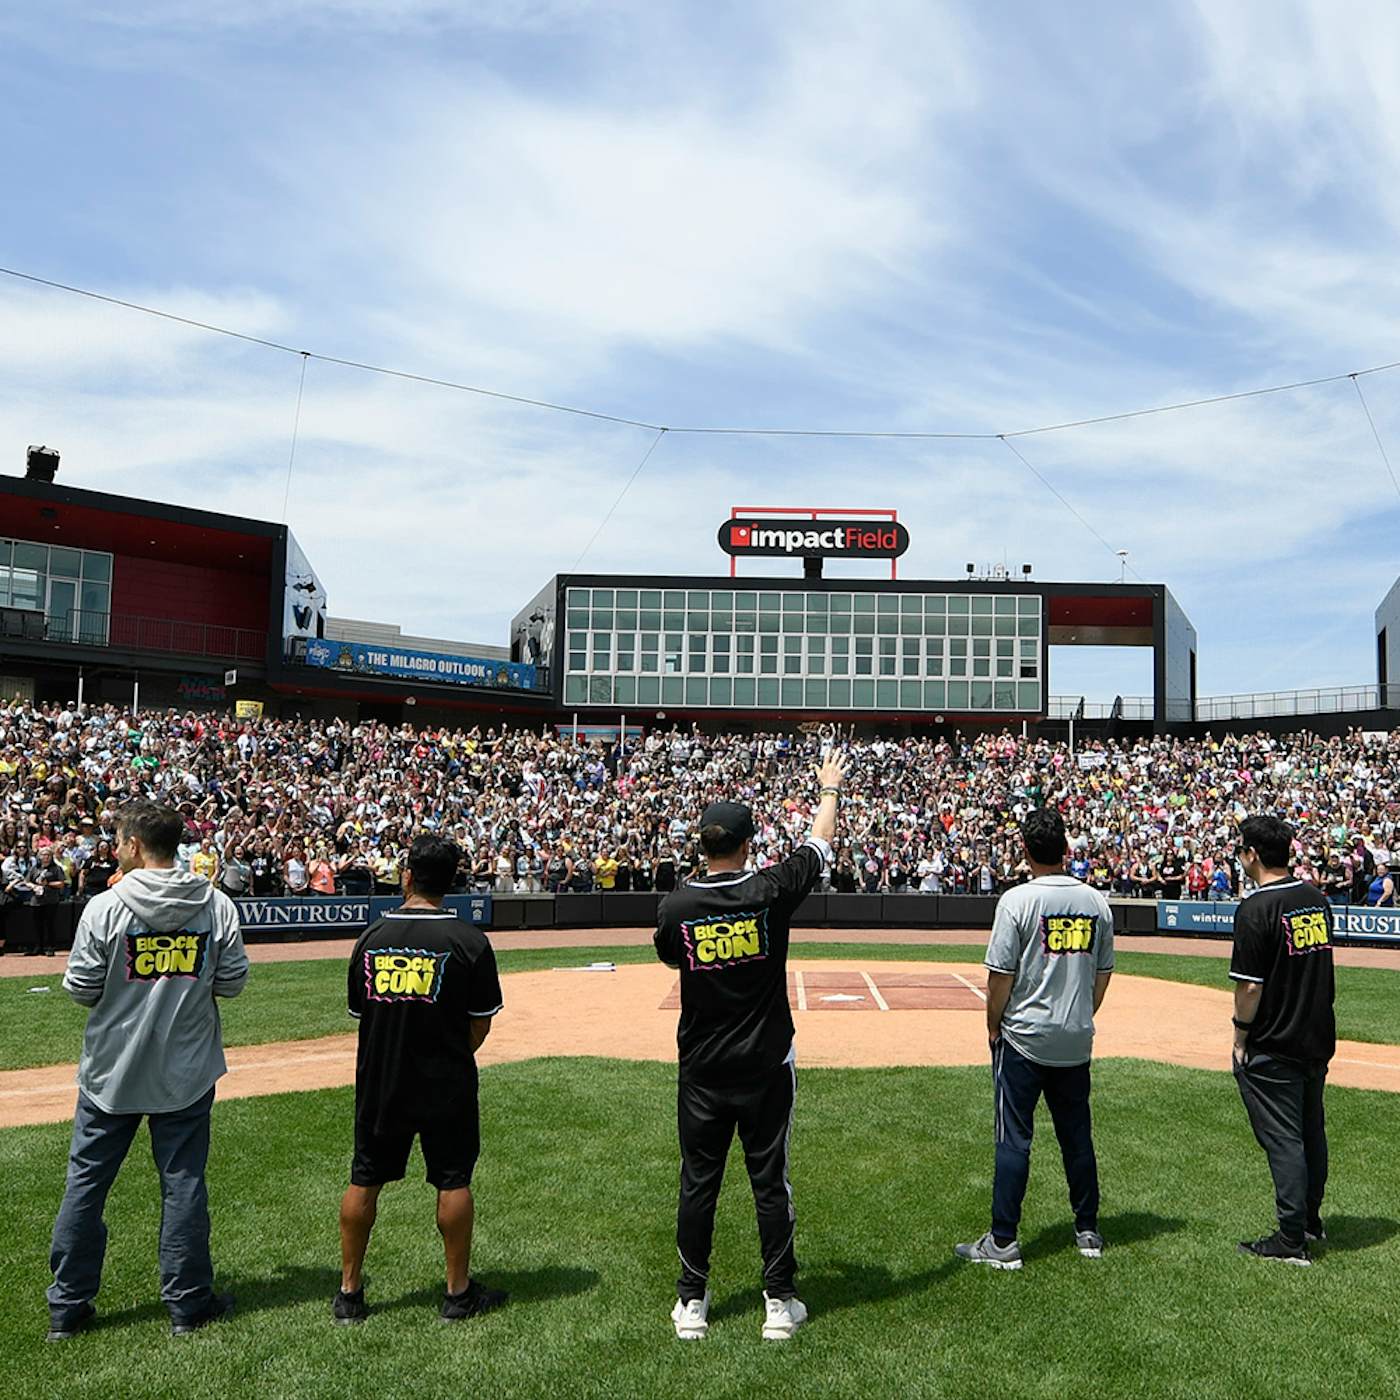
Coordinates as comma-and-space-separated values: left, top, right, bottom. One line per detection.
1282, 907, 1331, 957
364, 946, 451, 1002
1041, 914, 1095, 956
681, 910, 769, 972
125, 931, 208, 981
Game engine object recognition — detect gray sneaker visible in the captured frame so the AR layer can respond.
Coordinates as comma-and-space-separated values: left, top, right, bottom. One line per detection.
1076, 1230, 1104, 1259
954, 1232, 1023, 1270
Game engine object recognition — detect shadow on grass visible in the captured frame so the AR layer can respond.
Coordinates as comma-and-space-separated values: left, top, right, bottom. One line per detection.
374, 1265, 599, 1316
90, 1264, 342, 1331
708, 1259, 959, 1323
1021, 1210, 1187, 1261
1320, 1216, 1399, 1253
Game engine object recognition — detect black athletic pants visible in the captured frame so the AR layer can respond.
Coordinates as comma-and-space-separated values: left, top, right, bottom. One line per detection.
676, 1059, 796, 1302
991, 1039, 1099, 1243
1234, 1051, 1328, 1244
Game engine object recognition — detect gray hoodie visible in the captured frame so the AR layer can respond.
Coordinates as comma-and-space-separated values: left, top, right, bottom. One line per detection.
63, 866, 249, 1114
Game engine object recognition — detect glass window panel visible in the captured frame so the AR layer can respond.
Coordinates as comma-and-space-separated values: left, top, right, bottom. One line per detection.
641, 652, 658, 673
568, 651, 587, 671
855, 637, 874, 675
566, 588, 588, 607
638, 675, 660, 705
685, 678, 707, 705
0, 540, 9, 567
1018, 681, 1041, 709
973, 658, 991, 677
11, 564, 43, 609
681, 591, 704, 609
877, 594, 897, 615
760, 638, 779, 674
1018, 616, 1039, 636
663, 609, 684, 631
900, 595, 920, 614
971, 681, 994, 708
588, 676, 613, 704
734, 608, 756, 632
900, 680, 922, 707
995, 657, 1014, 678
972, 596, 993, 615
829, 679, 852, 706
994, 615, 1015, 636
758, 677, 780, 706
947, 595, 969, 615
924, 680, 946, 709
853, 678, 876, 707
640, 631, 659, 650
899, 612, 921, 636
806, 593, 828, 616
616, 589, 638, 608
971, 614, 993, 636
592, 589, 614, 607
665, 636, 683, 673
616, 609, 638, 630
925, 594, 945, 614
592, 608, 614, 629
711, 604, 733, 629
80, 581, 108, 618
1017, 595, 1039, 614
736, 636, 755, 673
663, 590, 684, 609
949, 656, 967, 678
592, 637, 611, 668
830, 636, 850, 675
778, 593, 801, 611
759, 611, 780, 633
972, 638, 991, 656
564, 675, 587, 704
946, 611, 969, 636
995, 596, 1016, 616
946, 679, 969, 708
687, 609, 709, 633
712, 634, 731, 674
49, 546, 81, 577
853, 593, 875, 613
711, 677, 733, 706
996, 638, 1014, 656
876, 611, 898, 634
1020, 638, 1037, 657
569, 631, 586, 649
662, 676, 683, 704
923, 613, 946, 636
805, 679, 827, 707
1020, 661, 1038, 679
783, 610, 803, 634
993, 680, 1016, 708
615, 675, 637, 705
759, 592, 780, 612
688, 636, 707, 672
567, 607, 589, 629
14, 542, 46, 571
773, 678, 796, 706
617, 638, 636, 671
734, 676, 756, 706
783, 642, 802, 675
876, 679, 898, 707
640, 589, 661, 608
853, 612, 875, 635
901, 638, 920, 676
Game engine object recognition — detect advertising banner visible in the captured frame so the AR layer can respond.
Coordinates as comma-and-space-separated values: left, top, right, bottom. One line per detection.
234, 894, 492, 936
302, 638, 536, 691
1157, 899, 1400, 944
717, 517, 909, 560
234, 699, 265, 719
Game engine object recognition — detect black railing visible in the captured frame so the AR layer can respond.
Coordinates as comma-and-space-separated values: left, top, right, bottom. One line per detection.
5, 607, 265, 662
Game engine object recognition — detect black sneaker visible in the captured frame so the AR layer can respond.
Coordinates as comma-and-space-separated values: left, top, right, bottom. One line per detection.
332, 1288, 368, 1325
171, 1293, 236, 1336
439, 1279, 509, 1322
1305, 1219, 1327, 1245
46, 1303, 95, 1342
1238, 1232, 1310, 1267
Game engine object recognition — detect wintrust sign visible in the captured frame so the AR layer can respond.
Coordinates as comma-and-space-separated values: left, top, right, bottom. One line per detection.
718, 518, 910, 559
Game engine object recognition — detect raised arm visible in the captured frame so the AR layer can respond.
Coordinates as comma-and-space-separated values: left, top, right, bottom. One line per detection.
811, 748, 849, 847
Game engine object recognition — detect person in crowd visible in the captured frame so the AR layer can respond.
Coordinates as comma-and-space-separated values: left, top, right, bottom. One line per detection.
284, 843, 310, 897
46, 799, 248, 1340
1229, 815, 1335, 1265
956, 807, 1114, 1272
219, 843, 253, 899
33, 844, 70, 955
308, 844, 338, 895
335, 836, 506, 1324
80, 839, 121, 901
190, 838, 219, 885
1365, 860, 1394, 907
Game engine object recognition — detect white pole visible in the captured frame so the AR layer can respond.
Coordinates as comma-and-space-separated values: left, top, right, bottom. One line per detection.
77, 667, 84, 712
133, 672, 140, 715
1069, 714, 1075, 756
572, 712, 579, 744
620, 712, 627, 753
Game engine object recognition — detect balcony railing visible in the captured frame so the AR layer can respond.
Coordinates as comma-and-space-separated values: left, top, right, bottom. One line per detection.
2, 606, 265, 662
1050, 685, 1399, 724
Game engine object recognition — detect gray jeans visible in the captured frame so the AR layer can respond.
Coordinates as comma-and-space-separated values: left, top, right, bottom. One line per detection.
48, 1087, 216, 1324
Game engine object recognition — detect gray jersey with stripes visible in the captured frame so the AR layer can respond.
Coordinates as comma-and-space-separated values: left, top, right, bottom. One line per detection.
984, 875, 1115, 1067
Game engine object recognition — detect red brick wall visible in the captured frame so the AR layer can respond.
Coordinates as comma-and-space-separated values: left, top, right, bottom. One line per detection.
111, 556, 268, 631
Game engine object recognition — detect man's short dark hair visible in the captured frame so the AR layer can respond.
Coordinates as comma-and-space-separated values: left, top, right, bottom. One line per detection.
1021, 807, 1067, 865
408, 834, 461, 898
1239, 816, 1293, 869
699, 825, 747, 859
116, 800, 185, 860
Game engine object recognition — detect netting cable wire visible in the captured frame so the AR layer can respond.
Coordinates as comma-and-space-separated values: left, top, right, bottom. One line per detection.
6, 262, 1400, 443
998, 435, 1144, 581
560, 427, 669, 583
1350, 374, 1400, 502
281, 351, 310, 522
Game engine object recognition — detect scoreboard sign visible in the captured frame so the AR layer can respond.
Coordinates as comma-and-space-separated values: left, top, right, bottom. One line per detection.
718, 517, 909, 559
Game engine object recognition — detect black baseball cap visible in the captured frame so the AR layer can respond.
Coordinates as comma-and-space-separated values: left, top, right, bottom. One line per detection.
699, 801, 754, 841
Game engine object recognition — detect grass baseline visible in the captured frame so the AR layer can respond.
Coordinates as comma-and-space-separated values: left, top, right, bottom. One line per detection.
0, 941, 1396, 1073
2, 1056, 1398, 1400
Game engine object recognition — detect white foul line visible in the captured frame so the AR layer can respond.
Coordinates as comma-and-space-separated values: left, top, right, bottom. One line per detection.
795, 970, 807, 1013
859, 970, 890, 1012
951, 972, 988, 1003
1335, 1056, 1400, 1073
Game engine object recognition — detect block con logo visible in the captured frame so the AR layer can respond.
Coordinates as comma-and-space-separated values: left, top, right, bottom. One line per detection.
1282, 907, 1331, 957
1041, 914, 1095, 956
125, 931, 209, 981
681, 910, 770, 972
364, 946, 451, 1002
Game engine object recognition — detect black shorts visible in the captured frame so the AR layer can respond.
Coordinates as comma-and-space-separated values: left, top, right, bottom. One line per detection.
351, 1111, 480, 1191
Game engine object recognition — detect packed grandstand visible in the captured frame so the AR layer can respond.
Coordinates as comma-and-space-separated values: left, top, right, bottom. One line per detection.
3, 700, 1399, 931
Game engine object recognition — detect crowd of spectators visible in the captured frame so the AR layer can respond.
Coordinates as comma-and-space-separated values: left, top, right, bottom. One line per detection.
3, 698, 1400, 952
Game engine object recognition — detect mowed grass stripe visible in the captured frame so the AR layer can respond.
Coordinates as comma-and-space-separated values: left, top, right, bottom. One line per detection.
1, 1059, 1398, 1400
1, 942, 1395, 1073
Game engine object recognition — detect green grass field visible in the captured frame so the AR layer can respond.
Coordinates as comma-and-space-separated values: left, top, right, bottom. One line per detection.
2, 941, 1396, 1072
3, 1057, 1398, 1400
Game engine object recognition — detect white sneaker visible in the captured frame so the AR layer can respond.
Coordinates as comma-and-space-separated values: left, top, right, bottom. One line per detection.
762, 1291, 808, 1340
954, 1231, 1024, 1270
671, 1292, 710, 1340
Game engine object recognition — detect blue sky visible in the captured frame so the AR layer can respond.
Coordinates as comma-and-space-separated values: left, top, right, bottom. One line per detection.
3, 0, 1400, 703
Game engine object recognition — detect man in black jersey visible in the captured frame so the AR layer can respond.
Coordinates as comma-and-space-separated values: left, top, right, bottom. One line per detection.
334, 836, 508, 1323
1229, 815, 1336, 1266
654, 748, 848, 1342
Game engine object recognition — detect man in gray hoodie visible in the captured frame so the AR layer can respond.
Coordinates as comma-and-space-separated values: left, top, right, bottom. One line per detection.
46, 799, 249, 1341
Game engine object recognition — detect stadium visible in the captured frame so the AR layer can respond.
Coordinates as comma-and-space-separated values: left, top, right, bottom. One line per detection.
5, 9, 1400, 1398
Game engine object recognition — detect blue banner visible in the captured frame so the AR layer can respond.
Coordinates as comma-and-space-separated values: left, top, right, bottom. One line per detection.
1157, 899, 1400, 944
235, 894, 492, 936
302, 638, 536, 691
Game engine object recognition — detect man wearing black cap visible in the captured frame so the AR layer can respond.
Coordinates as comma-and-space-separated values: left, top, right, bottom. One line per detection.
654, 748, 848, 1342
